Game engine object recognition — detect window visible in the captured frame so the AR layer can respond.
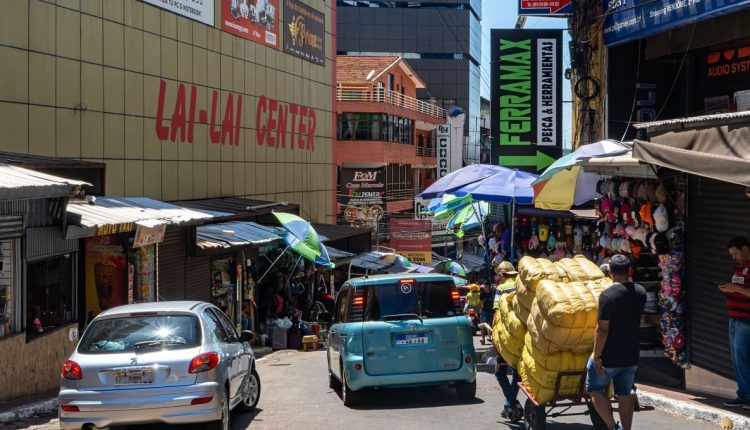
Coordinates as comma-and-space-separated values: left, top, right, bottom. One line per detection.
335, 286, 350, 323
77, 315, 202, 354
362, 280, 457, 321
204, 309, 229, 343
26, 253, 76, 339
212, 308, 240, 342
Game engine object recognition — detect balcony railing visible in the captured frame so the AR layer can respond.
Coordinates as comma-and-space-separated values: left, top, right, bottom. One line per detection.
416, 145, 436, 157
337, 87, 446, 119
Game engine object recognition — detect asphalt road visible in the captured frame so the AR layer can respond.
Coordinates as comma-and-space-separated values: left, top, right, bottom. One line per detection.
9, 337, 720, 430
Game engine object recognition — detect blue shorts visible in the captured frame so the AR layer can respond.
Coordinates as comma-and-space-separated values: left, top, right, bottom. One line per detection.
585, 357, 637, 397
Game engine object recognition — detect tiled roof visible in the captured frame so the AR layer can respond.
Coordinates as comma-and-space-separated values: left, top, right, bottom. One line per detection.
336, 56, 400, 83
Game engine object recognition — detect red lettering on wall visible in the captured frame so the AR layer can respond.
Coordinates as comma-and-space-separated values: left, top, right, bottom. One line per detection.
254, 97, 316, 152
256, 95, 267, 146
209, 90, 221, 144
267, 98, 277, 147
170, 83, 187, 143
221, 93, 235, 145
297, 106, 307, 150
307, 108, 316, 150
187, 85, 197, 143
155, 80, 169, 140
277, 105, 287, 149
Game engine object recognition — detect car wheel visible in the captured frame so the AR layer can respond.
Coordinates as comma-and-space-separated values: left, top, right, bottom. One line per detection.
455, 380, 477, 401
205, 388, 230, 430
341, 369, 362, 407
237, 368, 261, 412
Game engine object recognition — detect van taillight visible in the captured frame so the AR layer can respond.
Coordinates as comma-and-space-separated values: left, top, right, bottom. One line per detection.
189, 352, 220, 374
350, 288, 365, 321
450, 287, 462, 313
61, 360, 82, 380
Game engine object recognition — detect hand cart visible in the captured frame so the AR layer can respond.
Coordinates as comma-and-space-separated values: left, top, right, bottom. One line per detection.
517, 370, 609, 430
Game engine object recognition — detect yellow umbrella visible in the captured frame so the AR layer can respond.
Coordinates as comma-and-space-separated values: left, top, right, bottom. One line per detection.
533, 166, 602, 210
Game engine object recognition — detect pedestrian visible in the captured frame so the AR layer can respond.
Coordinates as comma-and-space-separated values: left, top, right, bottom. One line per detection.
587, 254, 646, 430
490, 260, 522, 420
719, 236, 750, 408
464, 283, 481, 314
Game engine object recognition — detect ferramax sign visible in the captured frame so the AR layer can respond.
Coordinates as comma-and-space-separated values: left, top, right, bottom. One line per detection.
490, 29, 562, 173
141, 0, 215, 26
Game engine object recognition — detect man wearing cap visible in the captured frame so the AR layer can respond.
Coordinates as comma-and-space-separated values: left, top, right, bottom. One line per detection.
587, 254, 646, 430
719, 237, 750, 408
491, 260, 522, 421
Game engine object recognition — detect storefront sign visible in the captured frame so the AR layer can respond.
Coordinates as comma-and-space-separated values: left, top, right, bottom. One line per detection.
85, 235, 126, 315
519, 0, 572, 15
390, 219, 432, 264
136, 246, 156, 303
222, 0, 279, 48
141, 0, 214, 26
437, 124, 451, 178
339, 168, 386, 206
706, 45, 750, 78
133, 225, 167, 248
154, 81, 318, 151
97, 222, 135, 236
490, 29, 562, 173
283, 0, 325, 66
603, 0, 750, 46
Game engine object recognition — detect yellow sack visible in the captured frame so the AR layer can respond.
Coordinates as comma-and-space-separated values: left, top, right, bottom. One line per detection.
574, 255, 606, 280
517, 334, 589, 404
515, 276, 535, 313
535, 280, 601, 328
518, 257, 567, 291
498, 293, 526, 340
530, 302, 596, 354
555, 258, 590, 282
493, 322, 525, 367
512, 294, 530, 327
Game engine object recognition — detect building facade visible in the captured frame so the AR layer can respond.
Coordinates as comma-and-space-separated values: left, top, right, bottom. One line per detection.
0, 0, 335, 223
336, 0, 482, 166
335, 56, 444, 244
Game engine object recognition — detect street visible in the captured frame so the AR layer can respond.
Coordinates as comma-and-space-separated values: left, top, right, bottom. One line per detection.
8, 337, 719, 430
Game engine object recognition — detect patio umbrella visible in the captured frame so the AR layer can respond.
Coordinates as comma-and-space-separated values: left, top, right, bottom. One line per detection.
533, 166, 604, 210
445, 201, 489, 238
442, 261, 467, 277
418, 164, 510, 199
314, 241, 335, 269
429, 194, 474, 221
534, 139, 629, 184
379, 253, 412, 268
258, 212, 330, 283
452, 276, 469, 287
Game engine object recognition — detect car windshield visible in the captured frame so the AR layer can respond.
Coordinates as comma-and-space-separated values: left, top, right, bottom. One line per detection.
362, 280, 457, 321
77, 314, 202, 354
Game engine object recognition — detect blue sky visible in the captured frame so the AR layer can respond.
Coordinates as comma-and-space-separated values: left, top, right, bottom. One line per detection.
480, 9, 573, 150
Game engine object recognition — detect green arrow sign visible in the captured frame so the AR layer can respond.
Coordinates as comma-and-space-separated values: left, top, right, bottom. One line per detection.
498, 151, 556, 171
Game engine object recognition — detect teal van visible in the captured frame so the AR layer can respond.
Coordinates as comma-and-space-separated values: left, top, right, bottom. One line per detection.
324, 273, 477, 406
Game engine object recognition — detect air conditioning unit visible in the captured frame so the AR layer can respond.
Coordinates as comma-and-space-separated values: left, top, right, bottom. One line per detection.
735, 90, 750, 111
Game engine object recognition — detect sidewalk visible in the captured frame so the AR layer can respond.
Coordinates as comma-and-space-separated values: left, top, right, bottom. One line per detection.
0, 346, 275, 425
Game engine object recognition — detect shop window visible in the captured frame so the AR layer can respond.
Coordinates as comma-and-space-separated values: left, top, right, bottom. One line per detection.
27, 253, 76, 340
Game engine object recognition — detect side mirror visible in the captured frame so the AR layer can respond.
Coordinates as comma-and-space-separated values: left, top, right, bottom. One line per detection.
317, 312, 333, 323
240, 330, 255, 343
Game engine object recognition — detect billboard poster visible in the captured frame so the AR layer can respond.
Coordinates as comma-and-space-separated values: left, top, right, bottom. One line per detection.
490, 29, 563, 173
436, 124, 451, 178
141, 0, 214, 25
283, 0, 326, 66
85, 235, 127, 317
603, 0, 750, 46
390, 219, 432, 264
339, 167, 385, 206
222, 0, 279, 48
519, 0, 572, 16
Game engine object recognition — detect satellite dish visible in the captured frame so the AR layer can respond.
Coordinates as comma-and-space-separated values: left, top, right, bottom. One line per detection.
365, 70, 376, 80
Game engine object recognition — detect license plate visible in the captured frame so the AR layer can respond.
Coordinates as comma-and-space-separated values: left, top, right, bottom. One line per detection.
394, 332, 428, 345
114, 369, 154, 385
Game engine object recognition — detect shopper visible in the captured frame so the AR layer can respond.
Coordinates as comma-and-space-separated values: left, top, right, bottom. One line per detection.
719, 236, 750, 408
587, 254, 646, 430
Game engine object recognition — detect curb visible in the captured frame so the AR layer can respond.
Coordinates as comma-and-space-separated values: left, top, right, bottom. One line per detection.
0, 398, 57, 425
639, 389, 750, 430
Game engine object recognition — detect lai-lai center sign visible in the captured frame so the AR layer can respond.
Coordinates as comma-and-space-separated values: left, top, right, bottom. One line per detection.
154, 79, 318, 151
490, 29, 562, 173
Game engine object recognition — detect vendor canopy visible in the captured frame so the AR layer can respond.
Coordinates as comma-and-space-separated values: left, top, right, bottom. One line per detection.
633, 111, 750, 187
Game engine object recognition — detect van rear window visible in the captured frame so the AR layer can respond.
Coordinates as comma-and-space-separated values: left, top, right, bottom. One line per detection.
360, 281, 457, 321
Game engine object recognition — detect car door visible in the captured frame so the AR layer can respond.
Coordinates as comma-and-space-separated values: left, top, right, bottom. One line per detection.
212, 309, 247, 402
329, 285, 350, 379
204, 309, 241, 400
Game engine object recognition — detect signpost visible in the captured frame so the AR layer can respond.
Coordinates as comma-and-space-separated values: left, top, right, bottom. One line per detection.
518, 0, 572, 15
490, 29, 563, 173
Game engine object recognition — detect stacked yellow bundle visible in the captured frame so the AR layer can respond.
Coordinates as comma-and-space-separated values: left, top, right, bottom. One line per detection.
492, 292, 526, 367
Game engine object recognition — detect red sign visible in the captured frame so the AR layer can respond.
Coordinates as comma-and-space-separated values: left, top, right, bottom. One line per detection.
389, 219, 432, 264
256, 96, 317, 151
707, 46, 750, 78
519, 0, 571, 14
222, 0, 279, 49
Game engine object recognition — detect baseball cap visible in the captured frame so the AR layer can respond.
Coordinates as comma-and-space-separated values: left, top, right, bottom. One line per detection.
496, 260, 518, 275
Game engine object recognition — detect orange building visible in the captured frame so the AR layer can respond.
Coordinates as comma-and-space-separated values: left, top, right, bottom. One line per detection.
335, 56, 445, 241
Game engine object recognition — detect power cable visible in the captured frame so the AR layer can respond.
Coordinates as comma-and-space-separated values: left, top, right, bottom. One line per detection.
619, 38, 643, 142
655, 22, 697, 120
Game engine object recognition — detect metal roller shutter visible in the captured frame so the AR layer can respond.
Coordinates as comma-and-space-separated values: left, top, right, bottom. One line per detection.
158, 227, 187, 300
185, 255, 211, 301
687, 175, 750, 379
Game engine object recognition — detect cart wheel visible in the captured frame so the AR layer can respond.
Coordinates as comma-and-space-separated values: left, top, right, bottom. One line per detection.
588, 403, 609, 430
524, 398, 546, 430
509, 403, 524, 423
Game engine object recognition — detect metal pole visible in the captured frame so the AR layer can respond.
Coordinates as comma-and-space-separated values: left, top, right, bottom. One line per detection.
473, 201, 493, 282
510, 199, 516, 264
256, 245, 290, 284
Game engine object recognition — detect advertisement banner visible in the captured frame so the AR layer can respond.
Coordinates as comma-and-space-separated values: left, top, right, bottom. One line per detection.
133, 224, 166, 248
136, 245, 156, 303
222, 0, 279, 48
519, 0, 572, 15
141, 0, 214, 25
339, 167, 385, 206
436, 124, 451, 178
85, 235, 127, 316
490, 29, 563, 173
390, 219, 432, 264
603, 0, 750, 46
283, 0, 326, 66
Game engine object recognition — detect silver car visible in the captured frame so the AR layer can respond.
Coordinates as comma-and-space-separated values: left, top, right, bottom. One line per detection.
58, 301, 260, 430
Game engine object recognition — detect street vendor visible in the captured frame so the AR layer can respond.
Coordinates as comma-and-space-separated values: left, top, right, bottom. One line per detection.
494, 261, 518, 310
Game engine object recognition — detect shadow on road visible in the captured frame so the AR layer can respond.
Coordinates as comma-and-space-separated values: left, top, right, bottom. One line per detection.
339, 385, 486, 411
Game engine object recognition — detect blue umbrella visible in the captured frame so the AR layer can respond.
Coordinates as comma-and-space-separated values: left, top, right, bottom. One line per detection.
453, 169, 537, 204
418, 164, 509, 199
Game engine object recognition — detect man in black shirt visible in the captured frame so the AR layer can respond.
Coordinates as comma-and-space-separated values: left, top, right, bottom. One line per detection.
586, 254, 646, 430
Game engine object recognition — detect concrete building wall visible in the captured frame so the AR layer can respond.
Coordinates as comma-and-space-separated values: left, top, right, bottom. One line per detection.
0, 0, 334, 223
